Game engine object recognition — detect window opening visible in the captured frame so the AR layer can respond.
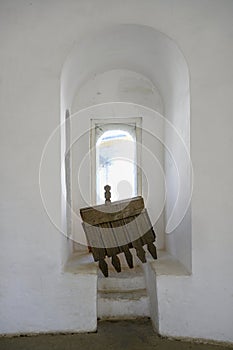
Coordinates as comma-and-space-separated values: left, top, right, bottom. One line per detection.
91, 119, 142, 204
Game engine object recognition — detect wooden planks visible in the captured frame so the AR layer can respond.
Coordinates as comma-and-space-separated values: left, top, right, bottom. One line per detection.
80, 196, 144, 225
80, 196, 157, 277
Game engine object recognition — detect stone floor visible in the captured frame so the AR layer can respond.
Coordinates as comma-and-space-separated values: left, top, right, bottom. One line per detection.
0, 319, 232, 350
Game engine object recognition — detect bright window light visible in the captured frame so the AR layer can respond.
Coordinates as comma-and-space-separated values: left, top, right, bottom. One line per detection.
95, 126, 137, 204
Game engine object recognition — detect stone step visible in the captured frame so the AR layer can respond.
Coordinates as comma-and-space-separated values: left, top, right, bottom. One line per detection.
97, 289, 150, 319
98, 264, 146, 292
97, 254, 149, 319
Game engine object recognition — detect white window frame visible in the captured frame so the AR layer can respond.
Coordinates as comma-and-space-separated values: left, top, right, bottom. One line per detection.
90, 117, 142, 205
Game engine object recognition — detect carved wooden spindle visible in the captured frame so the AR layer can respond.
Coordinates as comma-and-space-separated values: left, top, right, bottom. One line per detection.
104, 185, 111, 204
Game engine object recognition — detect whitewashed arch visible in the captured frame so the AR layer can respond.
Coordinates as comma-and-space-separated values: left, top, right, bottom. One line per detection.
60, 24, 192, 271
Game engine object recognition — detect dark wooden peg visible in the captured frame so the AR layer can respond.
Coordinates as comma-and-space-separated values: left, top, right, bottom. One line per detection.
136, 246, 146, 263
124, 248, 134, 268
147, 242, 157, 259
99, 259, 108, 277
112, 255, 121, 273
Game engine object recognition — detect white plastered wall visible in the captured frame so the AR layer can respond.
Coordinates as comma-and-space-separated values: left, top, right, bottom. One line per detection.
0, 0, 233, 343
70, 69, 165, 250
61, 24, 192, 270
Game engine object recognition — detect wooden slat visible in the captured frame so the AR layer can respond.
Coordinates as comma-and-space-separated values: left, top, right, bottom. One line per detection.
134, 210, 152, 243
99, 222, 121, 257
139, 210, 157, 259
82, 223, 106, 261
141, 209, 156, 242
99, 222, 121, 272
80, 196, 144, 225
108, 199, 133, 247
82, 222, 104, 248
110, 219, 134, 268
123, 216, 146, 263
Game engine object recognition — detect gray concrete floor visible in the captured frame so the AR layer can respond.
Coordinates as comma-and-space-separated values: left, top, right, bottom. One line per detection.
0, 319, 232, 350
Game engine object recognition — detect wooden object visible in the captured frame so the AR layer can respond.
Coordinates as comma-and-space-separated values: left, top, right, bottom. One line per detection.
104, 184, 111, 203
80, 186, 157, 277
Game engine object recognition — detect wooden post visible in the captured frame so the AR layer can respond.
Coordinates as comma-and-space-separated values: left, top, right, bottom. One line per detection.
104, 185, 111, 204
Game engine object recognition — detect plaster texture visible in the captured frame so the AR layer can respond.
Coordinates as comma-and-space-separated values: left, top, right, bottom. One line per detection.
0, 0, 233, 343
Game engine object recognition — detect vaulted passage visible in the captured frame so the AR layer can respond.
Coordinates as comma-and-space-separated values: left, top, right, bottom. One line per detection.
60, 24, 192, 327
61, 24, 191, 266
